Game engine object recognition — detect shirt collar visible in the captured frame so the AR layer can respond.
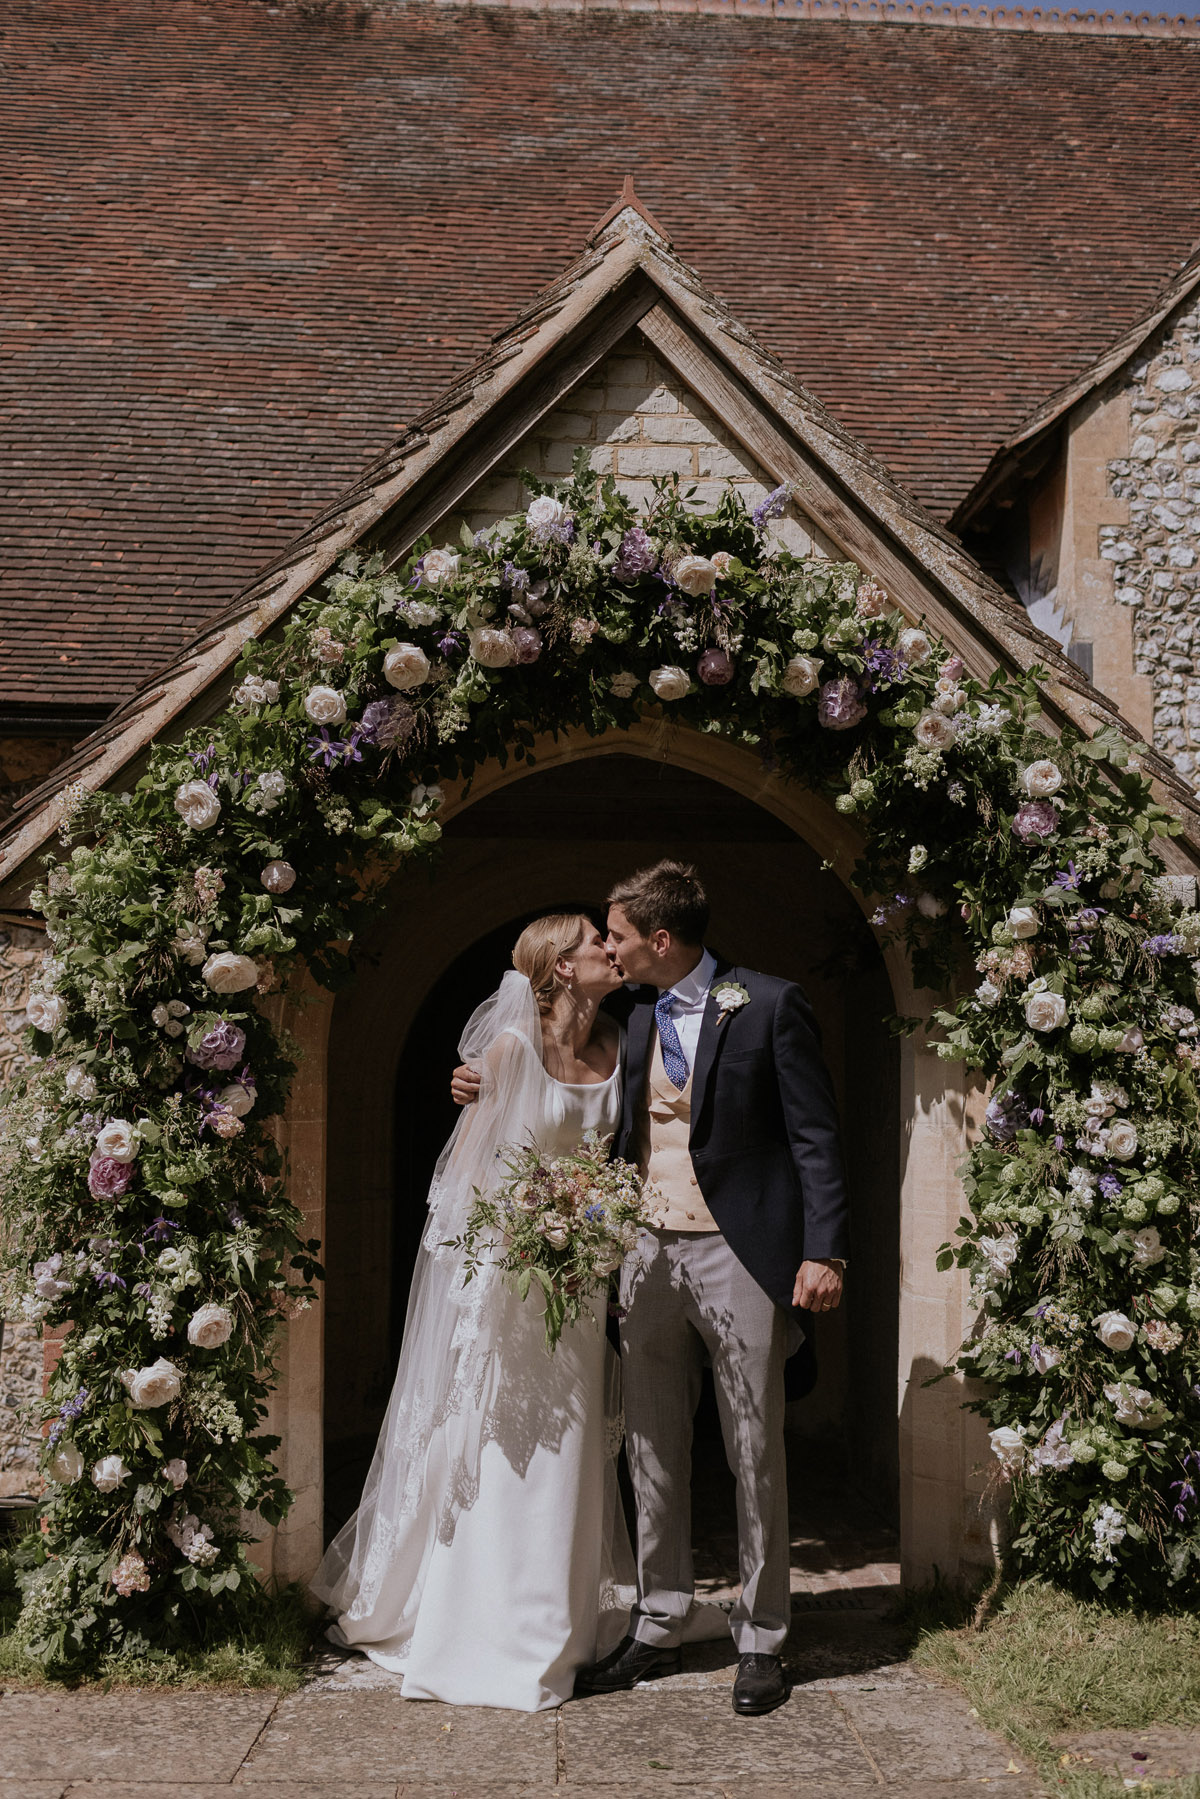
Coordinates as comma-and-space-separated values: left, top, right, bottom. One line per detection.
669, 947, 718, 1009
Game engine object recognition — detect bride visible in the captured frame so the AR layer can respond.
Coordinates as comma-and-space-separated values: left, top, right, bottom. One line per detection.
311, 913, 631, 1711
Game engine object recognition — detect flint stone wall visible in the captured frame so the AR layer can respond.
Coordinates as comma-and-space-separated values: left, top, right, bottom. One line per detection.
1103, 296, 1200, 779
0, 924, 46, 1494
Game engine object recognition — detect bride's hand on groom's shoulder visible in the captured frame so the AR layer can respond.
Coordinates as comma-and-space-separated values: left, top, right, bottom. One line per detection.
450, 1063, 482, 1107
792, 1258, 844, 1314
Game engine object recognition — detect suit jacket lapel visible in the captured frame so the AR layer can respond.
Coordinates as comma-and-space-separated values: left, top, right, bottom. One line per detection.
689, 958, 734, 1124
623, 991, 657, 1135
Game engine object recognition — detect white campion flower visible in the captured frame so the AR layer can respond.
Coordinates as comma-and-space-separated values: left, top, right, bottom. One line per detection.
913, 710, 956, 751
673, 554, 719, 597
174, 780, 222, 831
383, 643, 431, 690
303, 685, 347, 726
1107, 1120, 1139, 1161
120, 1358, 183, 1410
163, 1458, 188, 1490
898, 627, 932, 667
780, 655, 823, 697
988, 1425, 1027, 1472
91, 1454, 132, 1492
202, 951, 259, 995
1020, 759, 1064, 799
48, 1442, 84, 1483
1094, 1310, 1136, 1353
94, 1119, 139, 1163
649, 665, 691, 702
187, 1303, 235, 1349
1130, 1226, 1166, 1268
468, 628, 515, 669
65, 1064, 97, 1101
1025, 990, 1067, 1033
1008, 906, 1039, 940
26, 992, 65, 1033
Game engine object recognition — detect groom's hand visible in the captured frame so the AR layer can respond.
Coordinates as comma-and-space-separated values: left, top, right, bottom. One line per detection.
792, 1259, 844, 1313
450, 1063, 482, 1106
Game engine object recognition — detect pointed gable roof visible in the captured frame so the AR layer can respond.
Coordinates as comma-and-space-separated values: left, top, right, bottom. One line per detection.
4, 204, 1199, 903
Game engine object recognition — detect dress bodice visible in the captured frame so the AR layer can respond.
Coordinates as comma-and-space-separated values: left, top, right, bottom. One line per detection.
505, 1028, 622, 1159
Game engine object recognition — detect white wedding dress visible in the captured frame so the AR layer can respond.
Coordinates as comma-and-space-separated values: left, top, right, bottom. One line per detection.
311, 972, 631, 1711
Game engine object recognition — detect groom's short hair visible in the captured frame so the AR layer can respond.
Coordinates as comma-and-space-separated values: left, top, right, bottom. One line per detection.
607, 861, 709, 945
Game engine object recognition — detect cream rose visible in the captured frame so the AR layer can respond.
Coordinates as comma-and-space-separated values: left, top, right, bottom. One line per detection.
187, 1303, 235, 1349
1025, 990, 1067, 1033
988, 1426, 1026, 1472
469, 628, 515, 669
383, 643, 431, 690
1107, 1120, 1139, 1161
202, 951, 259, 995
1008, 906, 1040, 940
1130, 1226, 1166, 1268
95, 1118, 139, 1163
540, 1218, 571, 1250
261, 861, 296, 895
174, 780, 222, 832
898, 627, 933, 667
673, 554, 719, 597
48, 1442, 84, 1483
525, 496, 567, 532
26, 992, 65, 1033
121, 1358, 183, 1410
91, 1454, 131, 1492
303, 685, 347, 726
649, 665, 691, 702
780, 655, 823, 698
419, 546, 462, 587
913, 710, 956, 751
1094, 1310, 1136, 1353
218, 1081, 255, 1118
1020, 759, 1064, 798
172, 922, 209, 966
65, 1064, 97, 1101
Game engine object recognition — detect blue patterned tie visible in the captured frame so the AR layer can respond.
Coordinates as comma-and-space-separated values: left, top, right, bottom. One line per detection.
655, 991, 689, 1091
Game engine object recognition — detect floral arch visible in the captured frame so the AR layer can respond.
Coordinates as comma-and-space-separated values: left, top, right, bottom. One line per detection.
4, 461, 1200, 1672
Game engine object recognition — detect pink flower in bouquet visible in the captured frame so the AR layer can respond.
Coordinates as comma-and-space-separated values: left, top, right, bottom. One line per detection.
697, 648, 735, 687
1012, 800, 1059, 842
817, 677, 867, 731
88, 1155, 135, 1200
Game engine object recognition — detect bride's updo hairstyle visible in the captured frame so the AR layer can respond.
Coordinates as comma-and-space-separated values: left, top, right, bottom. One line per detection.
512, 913, 590, 1014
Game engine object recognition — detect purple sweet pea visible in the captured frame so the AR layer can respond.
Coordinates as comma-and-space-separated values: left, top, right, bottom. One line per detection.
186, 1020, 246, 1073
1012, 800, 1060, 842
752, 483, 791, 529
817, 677, 868, 731
88, 1155, 135, 1200
697, 648, 735, 687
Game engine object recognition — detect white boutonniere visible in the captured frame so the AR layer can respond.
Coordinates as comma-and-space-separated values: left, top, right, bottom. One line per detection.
713, 981, 750, 1026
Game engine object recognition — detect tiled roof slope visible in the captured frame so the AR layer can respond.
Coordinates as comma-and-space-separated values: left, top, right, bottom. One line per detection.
3, 0, 1200, 706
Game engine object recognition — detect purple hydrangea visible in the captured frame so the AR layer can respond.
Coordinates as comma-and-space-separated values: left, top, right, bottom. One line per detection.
88, 1155, 135, 1200
817, 677, 868, 732
697, 648, 735, 687
1012, 800, 1060, 842
613, 527, 658, 582
187, 1020, 246, 1073
752, 483, 791, 529
1143, 934, 1184, 956
360, 696, 416, 750
985, 1090, 1030, 1143
510, 626, 543, 665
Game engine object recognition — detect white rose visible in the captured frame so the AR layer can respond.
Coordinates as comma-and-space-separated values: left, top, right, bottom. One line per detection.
121, 1357, 183, 1409
48, 1442, 84, 1483
261, 860, 296, 894
217, 1082, 255, 1118
975, 979, 1002, 1008
172, 922, 209, 966
65, 1064, 97, 1101
1117, 1026, 1145, 1054
989, 1426, 1027, 1472
303, 685, 347, 726
26, 992, 65, 1033
898, 627, 932, 667
163, 1458, 188, 1490
1131, 1226, 1166, 1268
152, 1003, 170, 1029
673, 554, 719, 597
174, 780, 222, 832
980, 1232, 1018, 1278
916, 892, 947, 920
1020, 759, 1064, 799
94, 1118, 139, 1162
1008, 907, 1039, 940
649, 665, 691, 702
525, 496, 567, 531
91, 1453, 131, 1492
255, 771, 287, 811
419, 546, 462, 587
202, 951, 259, 995
610, 671, 639, 699
780, 655, 822, 697
1030, 1342, 1060, 1374
1107, 1120, 1139, 1162
187, 1302, 235, 1349
1025, 990, 1067, 1033
468, 628, 514, 669
931, 683, 967, 717
383, 643, 431, 690
403, 599, 440, 627
913, 710, 956, 751
1094, 1310, 1136, 1353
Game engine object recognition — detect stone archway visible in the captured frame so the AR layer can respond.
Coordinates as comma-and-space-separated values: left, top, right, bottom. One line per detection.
260, 721, 996, 1593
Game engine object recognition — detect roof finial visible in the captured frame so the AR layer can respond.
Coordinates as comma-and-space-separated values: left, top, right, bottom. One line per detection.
587, 175, 672, 248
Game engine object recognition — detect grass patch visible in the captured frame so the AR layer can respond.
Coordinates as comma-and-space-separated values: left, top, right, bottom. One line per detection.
0, 1542, 318, 1692
904, 1578, 1200, 1797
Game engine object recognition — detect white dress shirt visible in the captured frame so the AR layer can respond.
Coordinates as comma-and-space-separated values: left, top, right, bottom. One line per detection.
659, 947, 718, 1075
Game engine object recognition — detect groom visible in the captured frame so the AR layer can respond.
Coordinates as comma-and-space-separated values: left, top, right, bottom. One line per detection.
575, 860, 849, 1715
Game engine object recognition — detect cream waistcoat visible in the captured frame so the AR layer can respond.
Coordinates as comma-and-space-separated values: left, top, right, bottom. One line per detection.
634, 1030, 721, 1233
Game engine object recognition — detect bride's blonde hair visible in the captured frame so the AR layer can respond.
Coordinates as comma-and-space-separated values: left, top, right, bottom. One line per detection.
512, 913, 590, 1015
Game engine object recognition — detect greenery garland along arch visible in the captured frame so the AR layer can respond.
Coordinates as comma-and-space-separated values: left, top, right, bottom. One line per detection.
4, 454, 1200, 1673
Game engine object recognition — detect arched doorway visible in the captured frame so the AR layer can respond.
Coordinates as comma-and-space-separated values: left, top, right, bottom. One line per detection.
321, 752, 900, 1570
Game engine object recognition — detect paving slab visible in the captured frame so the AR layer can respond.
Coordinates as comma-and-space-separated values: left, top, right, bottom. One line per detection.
0, 1692, 277, 1785
67, 1788, 393, 1799
721, 1783, 1041, 1798
561, 1687, 876, 1786
1057, 1725, 1200, 1781
832, 1685, 1028, 1783
238, 1691, 556, 1785
0, 1784, 66, 1799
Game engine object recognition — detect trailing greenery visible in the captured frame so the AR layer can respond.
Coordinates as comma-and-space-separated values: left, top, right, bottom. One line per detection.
2, 453, 1199, 1671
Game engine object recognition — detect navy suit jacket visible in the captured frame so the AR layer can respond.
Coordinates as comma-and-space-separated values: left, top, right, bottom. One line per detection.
612, 961, 850, 1313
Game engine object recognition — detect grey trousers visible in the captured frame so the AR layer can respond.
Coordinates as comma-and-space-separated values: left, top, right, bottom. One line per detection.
619, 1229, 795, 1655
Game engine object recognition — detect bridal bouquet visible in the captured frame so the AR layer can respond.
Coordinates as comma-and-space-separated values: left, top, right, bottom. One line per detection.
447, 1128, 657, 1350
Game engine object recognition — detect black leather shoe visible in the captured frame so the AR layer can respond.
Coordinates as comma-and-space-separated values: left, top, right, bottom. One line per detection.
573, 1634, 682, 1695
732, 1652, 789, 1715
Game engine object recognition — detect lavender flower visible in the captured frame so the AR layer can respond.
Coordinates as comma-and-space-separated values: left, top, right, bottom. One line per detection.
613, 527, 658, 582
186, 1020, 246, 1073
1143, 934, 1184, 956
1012, 800, 1059, 842
47, 1385, 90, 1448
817, 677, 868, 732
752, 483, 791, 529
360, 696, 416, 751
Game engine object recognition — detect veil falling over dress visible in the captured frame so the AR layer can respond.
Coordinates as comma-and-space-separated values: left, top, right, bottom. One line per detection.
311, 970, 633, 1696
